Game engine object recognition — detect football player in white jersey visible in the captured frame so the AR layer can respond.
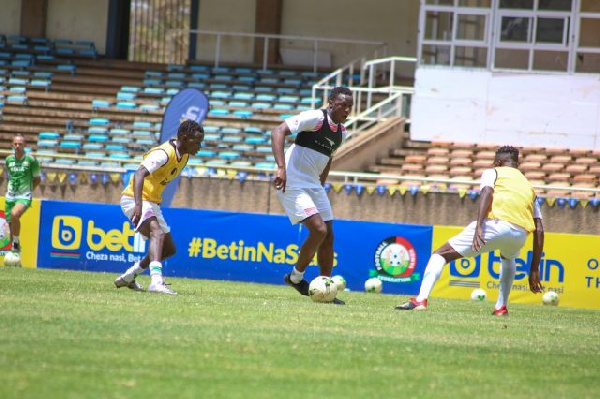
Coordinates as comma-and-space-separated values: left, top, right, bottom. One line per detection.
271, 87, 353, 305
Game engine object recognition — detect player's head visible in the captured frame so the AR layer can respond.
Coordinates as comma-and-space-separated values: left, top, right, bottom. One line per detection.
328, 87, 353, 124
494, 145, 519, 167
177, 119, 204, 155
13, 134, 26, 156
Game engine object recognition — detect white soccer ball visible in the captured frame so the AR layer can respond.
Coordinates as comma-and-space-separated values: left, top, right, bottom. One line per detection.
309, 276, 338, 303
331, 275, 346, 291
470, 288, 487, 301
542, 291, 560, 306
364, 277, 382, 293
4, 252, 21, 267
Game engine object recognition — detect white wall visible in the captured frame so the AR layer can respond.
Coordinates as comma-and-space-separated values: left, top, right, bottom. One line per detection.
0, 0, 21, 35
411, 67, 600, 149
281, 0, 419, 65
46, 0, 109, 53
195, 0, 256, 64
194, 0, 419, 68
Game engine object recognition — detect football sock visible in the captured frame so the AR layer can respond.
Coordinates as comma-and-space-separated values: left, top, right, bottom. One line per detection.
13, 236, 20, 244
416, 253, 446, 302
290, 266, 304, 284
121, 262, 143, 283
149, 261, 163, 284
496, 258, 516, 310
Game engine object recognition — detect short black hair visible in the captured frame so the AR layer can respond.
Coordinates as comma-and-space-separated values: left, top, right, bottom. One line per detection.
177, 119, 204, 139
495, 146, 519, 162
330, 87, 352, 100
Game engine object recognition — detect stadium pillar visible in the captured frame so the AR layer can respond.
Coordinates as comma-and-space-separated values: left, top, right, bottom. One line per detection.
106, 0, 131, 60
20, 0, 48, 38
254, 0, 283, 66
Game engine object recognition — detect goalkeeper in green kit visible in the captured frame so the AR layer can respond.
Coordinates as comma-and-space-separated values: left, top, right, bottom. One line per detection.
4, 134, 41, 252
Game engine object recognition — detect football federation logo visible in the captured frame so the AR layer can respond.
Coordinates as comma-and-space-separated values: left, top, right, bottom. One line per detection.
373, 236, 420, 283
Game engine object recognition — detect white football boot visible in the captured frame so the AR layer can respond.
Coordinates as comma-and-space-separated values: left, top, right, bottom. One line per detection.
114, 276, 143, 292
148, 281, 177, 295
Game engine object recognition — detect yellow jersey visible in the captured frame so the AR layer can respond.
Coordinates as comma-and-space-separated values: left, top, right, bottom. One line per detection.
488, 166, 536, 232
122, 140, 189, 204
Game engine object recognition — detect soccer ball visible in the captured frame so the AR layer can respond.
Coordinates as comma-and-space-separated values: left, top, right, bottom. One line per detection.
470, 288, 487, 301
309, 276, 338, 303
364, 278, 382, 293
4, 251, 21, 267
542, 291, 560, 306
331, 275, 346, 291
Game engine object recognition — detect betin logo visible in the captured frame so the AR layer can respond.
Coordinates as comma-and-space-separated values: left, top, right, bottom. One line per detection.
52, 216, 83, 250
372, 236, 420, 283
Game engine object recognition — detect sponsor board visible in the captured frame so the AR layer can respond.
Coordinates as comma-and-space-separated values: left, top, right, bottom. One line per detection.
431, 226, 600, 310
38, 201, 433, 294
0, 197, 40, 268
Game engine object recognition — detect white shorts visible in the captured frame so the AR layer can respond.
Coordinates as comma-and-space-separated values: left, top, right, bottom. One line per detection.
277, 187, 333, 225
120, 195, 170, 238
449, 219, 528, 260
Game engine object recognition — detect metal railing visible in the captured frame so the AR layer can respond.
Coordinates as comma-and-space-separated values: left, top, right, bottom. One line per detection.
166, 29, 387, 72
312, 56, 417, 136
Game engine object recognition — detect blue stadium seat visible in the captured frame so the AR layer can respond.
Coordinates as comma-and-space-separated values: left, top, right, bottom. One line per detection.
218, 151, 241, 160
209, 108, 229, 117
92, 99, 112, 109
88, 135, 108, 143
88, 127, 108, 134
133, 121, 153, 128
90, 118, 110, 126
59, 141, 81, 148
234, 92, 254, 100
221, 127, 241, 134
38, 132, 60, 139
203, 126, 220, 133
116, 102, 136, 109
233, 110, 254, 119
254, 162, 277, 170
196, 149, 216, 158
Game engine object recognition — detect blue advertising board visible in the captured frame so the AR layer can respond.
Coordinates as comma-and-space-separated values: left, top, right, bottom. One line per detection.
38, 200, 433, 295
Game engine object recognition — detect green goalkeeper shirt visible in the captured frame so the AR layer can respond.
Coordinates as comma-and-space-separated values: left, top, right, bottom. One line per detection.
5, 153, 41, 201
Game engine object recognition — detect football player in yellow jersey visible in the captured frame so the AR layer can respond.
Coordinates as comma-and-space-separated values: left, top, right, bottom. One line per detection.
396, 146, 544, 315
114, 120, 204, 295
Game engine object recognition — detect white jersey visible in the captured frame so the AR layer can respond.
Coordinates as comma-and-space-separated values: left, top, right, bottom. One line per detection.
284, 109, 347, 189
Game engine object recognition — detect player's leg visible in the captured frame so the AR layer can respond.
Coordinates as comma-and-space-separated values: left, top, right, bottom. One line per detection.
278, 188, 327, 295
493, 225, 528, 315
316, 221, 334, 276
8, 200, 29, 252
396, 221, 481, 311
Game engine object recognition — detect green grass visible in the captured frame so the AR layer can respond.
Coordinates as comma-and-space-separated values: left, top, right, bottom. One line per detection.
1, 267, 599, 399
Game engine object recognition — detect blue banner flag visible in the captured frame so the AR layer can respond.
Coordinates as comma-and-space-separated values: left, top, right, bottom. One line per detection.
160, 88, 209, 207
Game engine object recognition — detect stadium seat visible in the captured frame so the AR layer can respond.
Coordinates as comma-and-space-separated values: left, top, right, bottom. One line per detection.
38, 132, 60, 140
116, 102, 136, 109
90, 118, 110, 126
233, 110, 254, 119
209, 108, 229, 116
59, 141, 81, 148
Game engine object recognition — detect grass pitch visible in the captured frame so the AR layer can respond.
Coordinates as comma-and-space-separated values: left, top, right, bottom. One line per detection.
1, 267, 599, 399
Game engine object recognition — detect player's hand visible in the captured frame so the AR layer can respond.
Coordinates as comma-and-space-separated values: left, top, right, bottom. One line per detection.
471, 226, 486, 252
528, 269, 543, 294
274, 166, 287, 192
131, 204, 143, 228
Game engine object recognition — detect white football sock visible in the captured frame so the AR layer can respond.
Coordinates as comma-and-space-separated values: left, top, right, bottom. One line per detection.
149, 261, 163, 284
121, 262, 143, 283
290, 266, 304, 284
416, 253, 447, 302
13, 236, 20, 244
495, 258, 516, 310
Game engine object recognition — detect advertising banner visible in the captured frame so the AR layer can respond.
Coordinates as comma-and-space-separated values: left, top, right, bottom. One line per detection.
37, 200, 433, 294
0, 197, 40, 268
431, 226, 600, 310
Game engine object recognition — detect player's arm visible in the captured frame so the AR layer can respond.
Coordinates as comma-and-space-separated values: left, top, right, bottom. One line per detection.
528, 200, 544, 293
31, 156, 41, 190
271, 122, 291, 192
319, 158, 332, 186
130, 166, 150, 227
471, 169, 496, 252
